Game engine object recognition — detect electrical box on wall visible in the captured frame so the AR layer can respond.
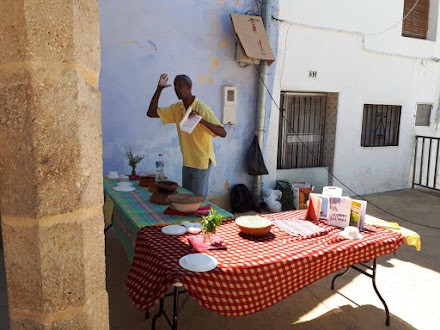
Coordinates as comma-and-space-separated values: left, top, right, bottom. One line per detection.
236, 42, 260, 65
230, 13, 275, 66
222, 86, 237, 125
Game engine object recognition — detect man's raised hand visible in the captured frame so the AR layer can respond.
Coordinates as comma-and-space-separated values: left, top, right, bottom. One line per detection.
158, 73, 171, 88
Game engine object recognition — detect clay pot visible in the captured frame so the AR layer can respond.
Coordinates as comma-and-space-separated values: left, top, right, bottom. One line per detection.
139, 175, 155, 187
156, 181, 178, 192
150, 191, 178, 205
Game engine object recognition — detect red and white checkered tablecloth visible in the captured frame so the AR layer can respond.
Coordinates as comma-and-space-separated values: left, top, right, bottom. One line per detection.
125, 210, 405, 316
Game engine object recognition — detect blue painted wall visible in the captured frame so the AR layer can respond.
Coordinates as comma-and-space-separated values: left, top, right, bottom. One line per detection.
100, 0, 278, 197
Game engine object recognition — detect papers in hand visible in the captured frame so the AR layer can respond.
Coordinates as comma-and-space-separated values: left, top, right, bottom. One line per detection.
180, 106, 201, 134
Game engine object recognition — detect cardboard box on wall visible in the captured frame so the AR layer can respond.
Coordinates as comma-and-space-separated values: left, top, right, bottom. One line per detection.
230, 13, 275, 66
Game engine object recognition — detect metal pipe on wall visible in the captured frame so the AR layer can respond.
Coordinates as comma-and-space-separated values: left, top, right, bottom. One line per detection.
253, 0, 272, 199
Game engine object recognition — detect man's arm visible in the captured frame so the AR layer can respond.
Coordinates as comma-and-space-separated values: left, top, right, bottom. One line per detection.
147, 73, 171, 118
189, 110, 226, 137
199, 119, 227, 137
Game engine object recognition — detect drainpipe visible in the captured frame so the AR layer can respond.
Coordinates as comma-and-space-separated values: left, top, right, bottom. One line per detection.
253, 0, 272, 201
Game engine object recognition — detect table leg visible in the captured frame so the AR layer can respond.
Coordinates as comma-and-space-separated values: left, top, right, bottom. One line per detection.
172, 286, 179, 330
103, 223, 113, 256
152, 297, 165, 330
151, 286, 188, 330
104, 223, 113, 234
331, 259, 390, 326
371, 259, 390, 326
331, 267, 350, 290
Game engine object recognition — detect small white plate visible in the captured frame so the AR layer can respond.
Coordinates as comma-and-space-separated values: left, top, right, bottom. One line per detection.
181, 221, 202, 234
161, 225, 187, 236
179, 254, 218, 272
339, 232, 363, 240
187, 227, 201, 234
117, 181, 133, 187
119, 174, 129, 181
181, 221, 201, 229
113, 185, 136, 192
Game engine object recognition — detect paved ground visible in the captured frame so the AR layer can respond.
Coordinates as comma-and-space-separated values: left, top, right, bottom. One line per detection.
1, 188, 439, 329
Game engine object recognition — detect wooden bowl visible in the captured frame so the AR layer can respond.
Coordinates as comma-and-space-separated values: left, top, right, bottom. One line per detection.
156, 181, 178, 192
235, 216, 273, 237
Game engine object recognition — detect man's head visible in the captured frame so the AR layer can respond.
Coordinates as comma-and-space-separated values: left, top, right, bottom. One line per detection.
174, 75, 192, 100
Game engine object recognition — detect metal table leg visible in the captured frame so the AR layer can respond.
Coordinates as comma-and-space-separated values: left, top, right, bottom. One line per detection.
152, 297, 165, 330
331, 267, 350, 290
151, 284, 189, 330
331, 258, 390, 326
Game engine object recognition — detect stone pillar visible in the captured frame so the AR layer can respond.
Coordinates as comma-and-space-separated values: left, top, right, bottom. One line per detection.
0, 0, 109, 328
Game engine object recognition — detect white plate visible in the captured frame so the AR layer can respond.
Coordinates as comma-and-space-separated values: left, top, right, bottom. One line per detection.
161, 225, 187, 236
113, 185, 136, 192
119, 174, 129, 181
181, 222, 201, 234
339, 232, 363, 240
117, 181, 133, 187
179, 254, 218, 272
187, 227, 201, 234
181, 221, 201, 228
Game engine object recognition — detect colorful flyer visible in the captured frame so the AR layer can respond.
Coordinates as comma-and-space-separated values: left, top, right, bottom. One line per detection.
327, 197, 352, 228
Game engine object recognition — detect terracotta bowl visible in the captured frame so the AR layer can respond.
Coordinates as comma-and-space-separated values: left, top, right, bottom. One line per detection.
150, 191, 177, 205
139, 175, 155, 187
235, 216, 273, 237
168, 194, 206, 213
156, 181, 178, 192
172, 202, 202, 213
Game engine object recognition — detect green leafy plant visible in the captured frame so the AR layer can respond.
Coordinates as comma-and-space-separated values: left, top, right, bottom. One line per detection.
125, 146, 145, 176
201, 209, 223, 237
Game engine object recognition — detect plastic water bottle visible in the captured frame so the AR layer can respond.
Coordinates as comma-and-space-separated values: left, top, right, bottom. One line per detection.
155, 153, 165, 181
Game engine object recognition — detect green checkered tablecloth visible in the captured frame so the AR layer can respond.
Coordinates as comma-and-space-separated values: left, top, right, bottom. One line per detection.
103, 177, 233, 261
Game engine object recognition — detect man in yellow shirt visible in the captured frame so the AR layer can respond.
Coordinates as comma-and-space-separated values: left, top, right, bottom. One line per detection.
147, 73, 226, 196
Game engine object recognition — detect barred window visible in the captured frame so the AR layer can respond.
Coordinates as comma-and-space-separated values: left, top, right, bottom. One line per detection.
277, 93, 327, 168
361, 104, 402, 147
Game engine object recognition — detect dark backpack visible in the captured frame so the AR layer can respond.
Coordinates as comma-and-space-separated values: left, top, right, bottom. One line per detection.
230, 184, 254, 213
275, 181, 294, 211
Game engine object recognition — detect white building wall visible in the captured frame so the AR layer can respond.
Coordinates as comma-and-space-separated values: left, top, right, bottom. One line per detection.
265, 0, 440, 195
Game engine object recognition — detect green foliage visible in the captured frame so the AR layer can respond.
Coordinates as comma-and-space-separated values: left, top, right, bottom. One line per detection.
201, 209, 222, 234
125, 146, 145, 176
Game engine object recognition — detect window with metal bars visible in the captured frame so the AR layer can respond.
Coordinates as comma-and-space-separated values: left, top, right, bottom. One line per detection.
361, 104, 402, 147
277, 93, 327, 169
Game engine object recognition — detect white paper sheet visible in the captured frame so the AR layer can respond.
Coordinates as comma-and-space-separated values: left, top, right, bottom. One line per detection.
179, 106, 202, 134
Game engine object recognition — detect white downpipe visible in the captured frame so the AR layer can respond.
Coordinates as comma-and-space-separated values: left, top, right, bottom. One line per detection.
253, 0, 272, 200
